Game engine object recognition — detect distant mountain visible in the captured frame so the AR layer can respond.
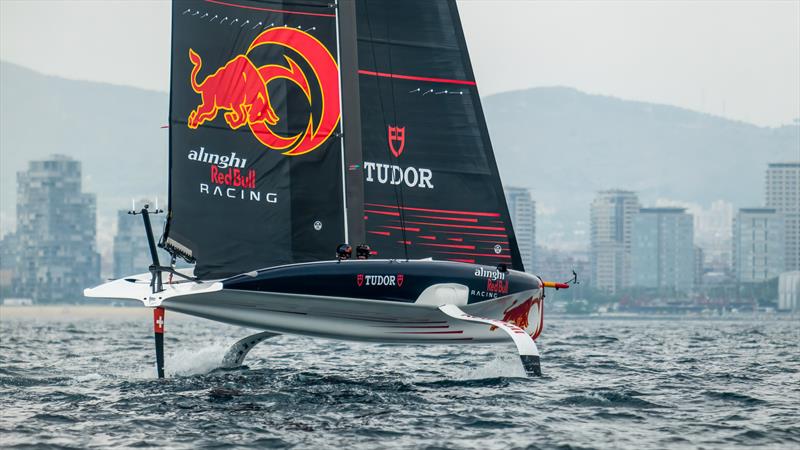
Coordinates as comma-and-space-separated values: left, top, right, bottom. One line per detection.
483, 87, 799, 248
0, 61, 168, 238
2, 61, 798, 253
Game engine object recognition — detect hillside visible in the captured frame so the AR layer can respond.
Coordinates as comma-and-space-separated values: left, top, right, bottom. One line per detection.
1, 61, 797, 251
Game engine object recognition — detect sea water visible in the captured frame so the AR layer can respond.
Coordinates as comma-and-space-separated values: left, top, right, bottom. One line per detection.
1, 306, 798, 449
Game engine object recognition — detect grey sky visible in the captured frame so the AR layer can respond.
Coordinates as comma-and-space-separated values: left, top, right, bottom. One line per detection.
1, 0, 798, 126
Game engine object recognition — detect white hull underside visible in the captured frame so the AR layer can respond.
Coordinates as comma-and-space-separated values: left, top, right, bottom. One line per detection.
85, 272, 544, 345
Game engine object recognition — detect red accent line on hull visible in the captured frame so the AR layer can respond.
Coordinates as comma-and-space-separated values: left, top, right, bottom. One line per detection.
388, 330, 465, 334
365, 203, 499, 218
358, 70, 477, 86
372, 325, 450, 329
204, 0, 336, 17
447, 258, 476, 263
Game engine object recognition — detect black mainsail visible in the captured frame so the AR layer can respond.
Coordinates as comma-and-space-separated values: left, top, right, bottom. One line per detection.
163, 0, 523, 279
355, 0, 524, 270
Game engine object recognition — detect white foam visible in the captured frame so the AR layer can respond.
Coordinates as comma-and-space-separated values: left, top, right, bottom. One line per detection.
166, 342, 230, 377
456, 353, 527, 380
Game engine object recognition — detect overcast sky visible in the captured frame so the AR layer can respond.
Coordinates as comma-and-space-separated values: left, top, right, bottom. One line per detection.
1, 0, 798, 127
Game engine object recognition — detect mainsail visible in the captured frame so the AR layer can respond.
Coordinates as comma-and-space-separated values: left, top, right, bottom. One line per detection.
164, 0, 346, 278
355, 0, 524, 270
163, 0, 524, 279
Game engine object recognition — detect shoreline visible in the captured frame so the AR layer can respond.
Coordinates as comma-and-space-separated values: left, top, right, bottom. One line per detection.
1, 305, 797, 321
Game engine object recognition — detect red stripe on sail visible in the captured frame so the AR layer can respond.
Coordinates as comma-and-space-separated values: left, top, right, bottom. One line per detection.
447, 238, 464, 242
365, 209, 400, 217
382, 225, 421, 232
419, 243, 475, 250
435, 251, 512, 259
418, 235, 437, 240
365, 203, 499, 218
204, 0, 336, 17
437, 231, 509, 238
368, 231, 390, 236
401, 221, 506, 231
358, 70, 477, 86
410, 215, 478, 223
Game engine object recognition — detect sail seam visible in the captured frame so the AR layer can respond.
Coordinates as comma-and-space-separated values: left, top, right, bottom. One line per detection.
204, 0, 336, 18
357, 70, 476, 86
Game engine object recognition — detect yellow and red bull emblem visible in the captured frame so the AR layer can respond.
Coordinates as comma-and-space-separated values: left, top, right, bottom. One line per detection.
187, 27, 340, 156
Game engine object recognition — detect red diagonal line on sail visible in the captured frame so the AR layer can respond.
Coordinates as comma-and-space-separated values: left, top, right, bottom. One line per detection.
435, 251, 512, 259
358, 70, 476, 86
419, 243, 475, 250
382, 225, 421, 232
475, 240, 509, 244
401, 221, 505, 231
409, 215, 478, 223
418, 235, 437, 240
436, 231, 509, 238
365, 209, 400, 217
447, 238, 463, 242
368, 231, 390, 236
365, 203, 499, 218
204, 0, 336, 17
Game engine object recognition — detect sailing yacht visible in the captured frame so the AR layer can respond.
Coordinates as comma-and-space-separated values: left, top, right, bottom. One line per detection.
85, 0, 571, 378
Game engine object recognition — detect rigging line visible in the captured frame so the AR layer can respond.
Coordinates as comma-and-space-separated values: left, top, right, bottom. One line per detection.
364, 0, 408, 261
362, 0, 408, 261
382, 0, 409, 262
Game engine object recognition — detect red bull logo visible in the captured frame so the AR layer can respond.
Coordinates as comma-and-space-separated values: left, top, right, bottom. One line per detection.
490, 296, 544, 338
188, 27, 340, 156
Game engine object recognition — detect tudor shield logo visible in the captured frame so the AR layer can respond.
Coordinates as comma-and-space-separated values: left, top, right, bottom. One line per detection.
388, 125, 406, 158
188, 27, 340, 156
357, 274, 364, 287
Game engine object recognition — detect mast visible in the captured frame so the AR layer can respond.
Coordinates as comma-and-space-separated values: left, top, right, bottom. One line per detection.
336, 0, 365, 246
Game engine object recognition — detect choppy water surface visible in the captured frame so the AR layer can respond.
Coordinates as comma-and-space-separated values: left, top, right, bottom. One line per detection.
1, 307, 798, 449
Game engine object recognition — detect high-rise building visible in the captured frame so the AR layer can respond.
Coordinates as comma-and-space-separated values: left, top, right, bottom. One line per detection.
631, 208, 694, 292
694, 200, 734, 272
693, 246, 705, 289
505, 187, 535, 272
113, 203, 155, 278
765, 162, 799, 271
778, 271, 800, 311
590, 190, 640, 294
732, 208, 785, 283
14, 156, 100, 302
0, 234, 18, 299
